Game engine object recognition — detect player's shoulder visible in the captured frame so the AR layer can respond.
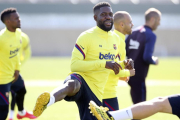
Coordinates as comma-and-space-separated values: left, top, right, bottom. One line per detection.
78, 27, 95, 39
0, 28, 6, 40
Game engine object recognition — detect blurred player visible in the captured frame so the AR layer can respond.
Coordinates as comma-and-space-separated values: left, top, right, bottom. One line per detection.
0, 8, 36, 120
125, 8, 161, 111
32, 2, 125, 120
103, 11, 135, 111
9, 32, 33, 120
89, 94, 180, 120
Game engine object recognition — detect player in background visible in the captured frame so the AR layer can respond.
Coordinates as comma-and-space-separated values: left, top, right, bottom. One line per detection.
125, 8, 161, 111
0, 8, 36, 120
0, 8, 22, 120
9, 32, 32, 120
89, 94, 180, 120
32, 2, 132, 120
103, 11, 135, 111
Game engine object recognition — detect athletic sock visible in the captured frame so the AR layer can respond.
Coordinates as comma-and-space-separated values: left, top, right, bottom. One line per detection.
109, 108, 133, 120
9, 110, 14, 119
18, 109, 26, 116
47, 93, 55, 107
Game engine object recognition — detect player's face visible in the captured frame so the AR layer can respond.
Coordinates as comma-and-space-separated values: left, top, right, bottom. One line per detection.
96, 6, 113, 31
153, 16, 160, 30
124, 15, 133, 35
8, 12, 21, 29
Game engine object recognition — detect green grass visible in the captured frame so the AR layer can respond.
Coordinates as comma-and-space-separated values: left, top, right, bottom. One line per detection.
8, 57, 180, 120
21, 57, 180, 80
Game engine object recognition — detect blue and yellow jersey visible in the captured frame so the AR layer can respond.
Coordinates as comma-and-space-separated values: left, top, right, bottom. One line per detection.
0, 28, 22, 84
19, 32, 31, 65
103, 29, 130, 99
70, 26, 120, 101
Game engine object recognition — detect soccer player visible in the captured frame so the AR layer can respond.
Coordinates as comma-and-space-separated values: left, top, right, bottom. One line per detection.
89, 94, 180, 120
0, 8, 36, 120
125, 8, 161, 108
33, 2, 126, 120
103, 11, 135, 111
9, 32, 33, 120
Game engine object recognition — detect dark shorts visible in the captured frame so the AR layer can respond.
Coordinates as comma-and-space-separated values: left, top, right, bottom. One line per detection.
168, 94, 180, 118
11, 74, 25, 93
103, 97, 119, 111
0, 82, 12, 105
64, 73, 102, 120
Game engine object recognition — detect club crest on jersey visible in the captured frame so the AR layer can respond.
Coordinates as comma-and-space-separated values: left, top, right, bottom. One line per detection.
113, 44, 117, 50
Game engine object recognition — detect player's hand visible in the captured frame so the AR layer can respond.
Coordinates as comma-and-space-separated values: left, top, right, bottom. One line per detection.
119, 77, 129, 82
12, 70, 19, 83
124, 58, 134, 70
129, 69, 135, 76
152, 56, 159, 65
105, 61, 122, 75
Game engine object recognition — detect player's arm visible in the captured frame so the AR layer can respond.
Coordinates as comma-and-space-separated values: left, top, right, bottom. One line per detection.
13, 53, 21, 83
143, 34, 158, 65
21, 34, 31, 64
71, 34, 106, 72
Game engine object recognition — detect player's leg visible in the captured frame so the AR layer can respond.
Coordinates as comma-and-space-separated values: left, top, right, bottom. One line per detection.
11, 74, 36, 119
128, 77, 146, 104
64, 74, 102, 120
9, 90, 16, 120
33, 73, 81, 117
89, 95, 179, 120
0, 83, 11, 120
103, 97, 119, 111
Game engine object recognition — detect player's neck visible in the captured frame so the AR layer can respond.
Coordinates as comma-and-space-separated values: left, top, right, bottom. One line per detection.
6, 26, 16, 32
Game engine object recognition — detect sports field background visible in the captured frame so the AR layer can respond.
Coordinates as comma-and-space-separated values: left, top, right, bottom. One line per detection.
8, 57, 180, 120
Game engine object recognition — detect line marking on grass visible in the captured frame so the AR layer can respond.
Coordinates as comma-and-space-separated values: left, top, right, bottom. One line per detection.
24, 80, 180, 87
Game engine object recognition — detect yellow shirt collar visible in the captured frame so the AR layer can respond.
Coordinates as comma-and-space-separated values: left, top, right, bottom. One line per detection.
114, 29, 125, 41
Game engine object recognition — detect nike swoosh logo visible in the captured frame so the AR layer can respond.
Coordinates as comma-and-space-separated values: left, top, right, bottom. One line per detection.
80, 45, 84, 50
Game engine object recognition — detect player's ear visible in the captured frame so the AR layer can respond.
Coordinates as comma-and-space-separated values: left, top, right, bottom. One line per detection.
94, 15, 97, 21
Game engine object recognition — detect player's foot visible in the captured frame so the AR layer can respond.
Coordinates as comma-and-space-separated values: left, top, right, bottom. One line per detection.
17, 111, 37, 119
33, 92, 50, 117
89, 100, 114, 120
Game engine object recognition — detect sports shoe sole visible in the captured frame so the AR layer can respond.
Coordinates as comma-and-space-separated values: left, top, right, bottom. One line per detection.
33, 92, 50, 117
89, 101, 104, 120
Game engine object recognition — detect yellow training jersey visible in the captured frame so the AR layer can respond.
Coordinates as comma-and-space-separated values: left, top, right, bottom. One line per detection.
103, 29, 130, 99
19, 32, 31, 65
0, 28, 22, 84
70, 26, 120, 101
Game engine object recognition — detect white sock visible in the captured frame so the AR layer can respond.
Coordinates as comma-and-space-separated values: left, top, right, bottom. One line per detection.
109, 108, 133, 120
47, 93, 55, 107
18, 109, 26, 116
9, 110, 14, 119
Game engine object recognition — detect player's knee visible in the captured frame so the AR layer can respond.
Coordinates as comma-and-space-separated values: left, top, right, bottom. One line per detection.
66, 80, 81, 94
152, 97, 167, 111
16, 87, 27, 96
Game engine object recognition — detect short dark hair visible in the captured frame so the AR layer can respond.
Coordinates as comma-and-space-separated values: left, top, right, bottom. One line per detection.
145, 8, 161, 22
1, 8, 17, 23
93, 2, 111, 14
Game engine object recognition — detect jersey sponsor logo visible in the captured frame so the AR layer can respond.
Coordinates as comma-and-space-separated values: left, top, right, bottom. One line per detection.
129, 39, 140, 49
9, 48, 20, 58
99, 52, 115, 60
10, 48, 19, 55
